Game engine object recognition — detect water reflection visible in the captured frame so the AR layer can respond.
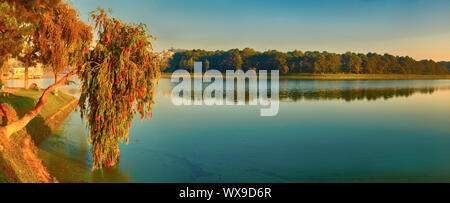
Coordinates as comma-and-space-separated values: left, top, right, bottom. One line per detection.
6, 77, 131, 182
7, 78, 450, 103
38, 112, 131, 183
159, 78, 449, 103
279, 87, 442, 102
8, 78, 450, 182
161, 87, 443, 103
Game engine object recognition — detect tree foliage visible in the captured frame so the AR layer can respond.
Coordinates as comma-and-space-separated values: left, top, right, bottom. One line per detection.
34, 2, 92, 82
1, 1, 160, 171
439, 61, 450, 72
0, 0, 60, 63
166, 49, 449, 75
0, 1, 32, 63
78, 8, 160, 170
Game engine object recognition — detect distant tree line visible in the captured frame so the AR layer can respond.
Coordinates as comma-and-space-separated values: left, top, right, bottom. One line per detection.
439, 62, 450, 72
165, 48, 449, 75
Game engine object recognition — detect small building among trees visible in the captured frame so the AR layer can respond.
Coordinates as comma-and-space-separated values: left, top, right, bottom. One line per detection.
1, 58, 43, 79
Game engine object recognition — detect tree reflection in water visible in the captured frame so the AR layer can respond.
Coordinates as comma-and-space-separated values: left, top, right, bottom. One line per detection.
162, 86, 444, 103
279, 87, 439, 102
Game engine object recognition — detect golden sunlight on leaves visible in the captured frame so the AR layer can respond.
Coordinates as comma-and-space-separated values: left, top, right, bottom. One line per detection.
78, 8, 160, 170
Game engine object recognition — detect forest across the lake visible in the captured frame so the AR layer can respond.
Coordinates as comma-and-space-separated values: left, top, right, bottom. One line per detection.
163, 49, 450, 75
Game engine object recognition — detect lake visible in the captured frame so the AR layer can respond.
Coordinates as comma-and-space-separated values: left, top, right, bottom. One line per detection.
11, 78, 450, 182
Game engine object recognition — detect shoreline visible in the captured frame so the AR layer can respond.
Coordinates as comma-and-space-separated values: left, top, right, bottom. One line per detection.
161, 73, 450, 80
3, 73, 449, 82
0, 89, 78, 183
278, 74, 450, 80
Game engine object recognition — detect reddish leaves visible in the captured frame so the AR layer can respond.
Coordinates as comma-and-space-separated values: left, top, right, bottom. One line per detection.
79, 8, 160, 170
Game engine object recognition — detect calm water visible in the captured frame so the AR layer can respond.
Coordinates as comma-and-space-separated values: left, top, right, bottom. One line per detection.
13, 78, 450, 182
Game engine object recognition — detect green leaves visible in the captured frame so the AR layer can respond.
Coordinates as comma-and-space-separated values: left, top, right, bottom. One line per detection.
0, 2, 32, 61
166, 49, 449, 75
79, 9, 160, 170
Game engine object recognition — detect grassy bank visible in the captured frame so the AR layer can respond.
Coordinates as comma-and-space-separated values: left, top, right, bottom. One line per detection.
1, 89, 74, 120
161, 72, 450, 80
0, 89, 77, 183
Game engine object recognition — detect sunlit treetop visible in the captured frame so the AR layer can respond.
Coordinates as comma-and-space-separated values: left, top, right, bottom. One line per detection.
34, 2, 92, 80
0, 0, 62, 61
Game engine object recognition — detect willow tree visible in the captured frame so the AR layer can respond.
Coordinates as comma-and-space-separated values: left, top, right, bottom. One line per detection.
78, 8, 160, 170
34, 2, 92, 95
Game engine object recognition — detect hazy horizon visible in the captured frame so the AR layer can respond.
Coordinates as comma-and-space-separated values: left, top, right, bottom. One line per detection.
70, 0, 450, 61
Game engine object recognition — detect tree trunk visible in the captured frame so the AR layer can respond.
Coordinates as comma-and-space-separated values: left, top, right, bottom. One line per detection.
1, 60, 8, 89
54, 73, 59, 96
24, 60, 29, 89
0, 68, 78, 139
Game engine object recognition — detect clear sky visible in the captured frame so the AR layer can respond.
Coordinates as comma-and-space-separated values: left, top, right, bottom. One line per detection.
70, 0, 450, 61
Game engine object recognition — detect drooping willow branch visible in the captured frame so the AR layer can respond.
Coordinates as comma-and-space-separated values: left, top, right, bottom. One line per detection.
0, 68, 78, 139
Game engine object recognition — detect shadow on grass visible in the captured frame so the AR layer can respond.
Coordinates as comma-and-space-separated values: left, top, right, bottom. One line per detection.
0, 94, 52, 145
